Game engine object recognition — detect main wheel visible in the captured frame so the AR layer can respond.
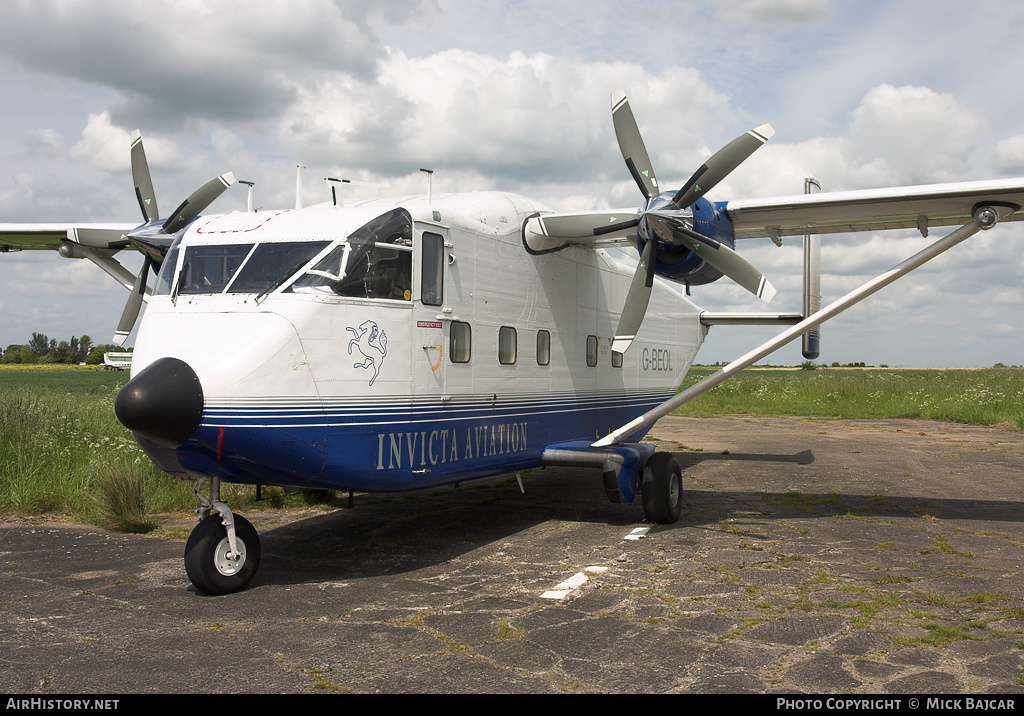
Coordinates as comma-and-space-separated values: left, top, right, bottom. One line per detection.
641, 452, 683, 524
184, 513, 261, 595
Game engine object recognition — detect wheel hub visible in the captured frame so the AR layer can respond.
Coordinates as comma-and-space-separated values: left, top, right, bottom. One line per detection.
214, 536, 246, 576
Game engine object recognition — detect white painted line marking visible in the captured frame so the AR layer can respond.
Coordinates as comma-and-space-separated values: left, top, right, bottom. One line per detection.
585, 566, 608, 574
624, 527, 650, 540
541, 571, 588, 600
541, 589, 571, 600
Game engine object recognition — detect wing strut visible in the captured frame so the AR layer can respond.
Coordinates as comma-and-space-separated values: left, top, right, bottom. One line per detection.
593, 204, 1017, 448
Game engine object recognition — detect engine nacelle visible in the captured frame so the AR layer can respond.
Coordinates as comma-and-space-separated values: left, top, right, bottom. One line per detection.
636, 194, 733, 288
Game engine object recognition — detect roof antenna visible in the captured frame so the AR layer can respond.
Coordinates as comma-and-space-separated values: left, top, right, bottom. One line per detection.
239, 180, 255, 212
420, 168, 433, 204
295, 165, 305, 210
324, 177, 389, 207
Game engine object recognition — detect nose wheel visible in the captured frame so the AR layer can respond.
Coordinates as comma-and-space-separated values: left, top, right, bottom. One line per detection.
184, 478, 261, 595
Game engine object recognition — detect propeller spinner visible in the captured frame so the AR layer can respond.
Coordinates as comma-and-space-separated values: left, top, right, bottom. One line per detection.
610, 92, 776, 353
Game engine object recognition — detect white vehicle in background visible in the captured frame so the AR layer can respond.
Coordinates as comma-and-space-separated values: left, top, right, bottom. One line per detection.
102, 351, 133, 371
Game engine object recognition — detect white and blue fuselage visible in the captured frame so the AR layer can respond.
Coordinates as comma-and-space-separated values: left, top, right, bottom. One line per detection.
125, 192, 706, 493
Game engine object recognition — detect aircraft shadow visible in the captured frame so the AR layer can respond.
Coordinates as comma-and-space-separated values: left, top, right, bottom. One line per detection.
675, 449, 815, 466
252, 450, 1024, 589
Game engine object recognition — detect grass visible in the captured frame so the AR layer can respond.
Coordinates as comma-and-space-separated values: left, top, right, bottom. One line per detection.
678, 366, 1024, 428
0, 366, 333, 532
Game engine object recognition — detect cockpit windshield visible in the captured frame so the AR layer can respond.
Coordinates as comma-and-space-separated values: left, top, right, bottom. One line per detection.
152, 208, 413, 301
157, 241, 330, 297
287, 208, 412, 300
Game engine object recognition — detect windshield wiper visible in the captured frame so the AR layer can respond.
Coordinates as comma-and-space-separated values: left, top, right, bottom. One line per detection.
256, 257, 315, 303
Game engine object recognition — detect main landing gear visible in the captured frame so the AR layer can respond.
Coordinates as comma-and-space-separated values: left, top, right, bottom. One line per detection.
184, 477, 261, 595
641, 452, 683, 524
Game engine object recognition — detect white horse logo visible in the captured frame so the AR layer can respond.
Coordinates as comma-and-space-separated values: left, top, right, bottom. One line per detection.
347, 320, 388, 386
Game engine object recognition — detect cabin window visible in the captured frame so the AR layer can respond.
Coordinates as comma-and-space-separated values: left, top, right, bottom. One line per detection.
586, 335, 598, 367
226, 241, 330, 294
612, 350, 623, 368
287, 208, 413, 300
421, 232, 444, 306
178, 244, 254, 295
498, 326, 517, 365
536, 330, 550, 366
450, 321, 472, 363
585, 338, 598, 368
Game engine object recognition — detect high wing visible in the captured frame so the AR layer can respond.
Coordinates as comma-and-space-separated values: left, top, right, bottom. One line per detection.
0, 222, 148, 296
0, 223, 137, 251
524, 178, 1024, 248
724, 178, 1024, 241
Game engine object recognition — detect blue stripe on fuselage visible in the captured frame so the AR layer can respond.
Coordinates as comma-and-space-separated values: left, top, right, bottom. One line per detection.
138, 391, 672, 492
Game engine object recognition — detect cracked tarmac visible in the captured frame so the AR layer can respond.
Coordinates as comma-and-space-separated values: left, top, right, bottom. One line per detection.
2, 415, 1024, 694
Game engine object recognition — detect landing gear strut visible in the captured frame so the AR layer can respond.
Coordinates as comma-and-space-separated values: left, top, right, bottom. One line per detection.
641, 452, 683, 524
184, 477, 261, 595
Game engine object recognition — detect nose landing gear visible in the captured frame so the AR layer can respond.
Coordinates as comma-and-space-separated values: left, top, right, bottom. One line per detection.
184, 477, 261, 595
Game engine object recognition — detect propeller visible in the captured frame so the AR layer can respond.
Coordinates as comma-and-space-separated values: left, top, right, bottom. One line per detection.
106, 131, 235, 345
610, 92, 775, 353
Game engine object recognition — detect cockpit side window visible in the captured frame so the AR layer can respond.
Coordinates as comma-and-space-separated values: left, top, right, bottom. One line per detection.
287, 208, 413, 301
153, 239, 182, 296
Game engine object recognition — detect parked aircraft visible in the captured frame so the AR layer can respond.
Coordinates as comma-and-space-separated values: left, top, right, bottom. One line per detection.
3, 92, 1023, 594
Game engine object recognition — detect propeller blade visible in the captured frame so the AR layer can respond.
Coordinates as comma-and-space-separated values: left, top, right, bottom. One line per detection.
113, 255, 152, 347
131, 130, 160, 223
527, 211, 639, 240
673, 227, 776, 302
612, 239, 656, 354
612, 90, 659, 200
68, 227, 131, 250
671, 124, 774, 210
162, 172, 236, 234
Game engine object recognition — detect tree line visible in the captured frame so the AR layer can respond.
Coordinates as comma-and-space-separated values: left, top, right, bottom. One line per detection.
1, 333, 128, 365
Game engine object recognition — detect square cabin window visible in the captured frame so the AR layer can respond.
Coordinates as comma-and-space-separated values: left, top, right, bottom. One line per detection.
536, 330, 550, 366
586, 335, 598, 367
450, 321, 471, 363
612, 350, 623, 368
498, 326, 517, 364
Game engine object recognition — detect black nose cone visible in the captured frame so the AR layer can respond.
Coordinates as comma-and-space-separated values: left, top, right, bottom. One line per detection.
115, 357, 204, 447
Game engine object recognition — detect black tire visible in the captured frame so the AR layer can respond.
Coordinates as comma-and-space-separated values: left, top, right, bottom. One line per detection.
184, 513, 261, 595
641, 452, 683, 524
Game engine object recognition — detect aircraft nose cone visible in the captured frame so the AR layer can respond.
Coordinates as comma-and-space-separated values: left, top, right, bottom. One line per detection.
115, 357, 204, 447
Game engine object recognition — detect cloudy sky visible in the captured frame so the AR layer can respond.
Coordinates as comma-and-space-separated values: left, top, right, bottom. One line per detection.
1, 0, 1023, 367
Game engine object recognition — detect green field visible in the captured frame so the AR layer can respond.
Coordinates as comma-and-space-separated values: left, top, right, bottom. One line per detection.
681, 366, 1024, 428
0, 366, 314, 531
1, 365, 1021, 530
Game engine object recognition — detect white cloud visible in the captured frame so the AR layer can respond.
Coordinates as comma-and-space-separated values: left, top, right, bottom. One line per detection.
21, 128, 64, 155
278, 49, 733, 190
992, 133, 1024, 174
712, 0, 831, 29
70, 111, 179, 172
844, 84, 984, 186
